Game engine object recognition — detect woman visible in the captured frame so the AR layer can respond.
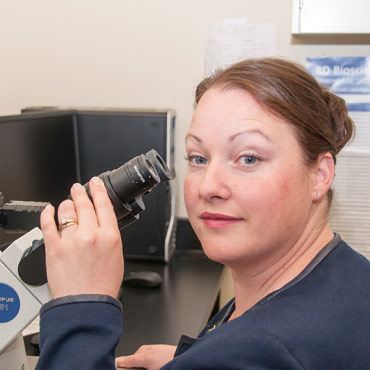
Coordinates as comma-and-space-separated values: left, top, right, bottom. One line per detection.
37, 58, 370, 370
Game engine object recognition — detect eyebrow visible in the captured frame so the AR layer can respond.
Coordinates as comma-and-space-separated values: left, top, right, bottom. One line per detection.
185, 133, 202, 143
229, 129, 271, 143
185, 129, 271, 144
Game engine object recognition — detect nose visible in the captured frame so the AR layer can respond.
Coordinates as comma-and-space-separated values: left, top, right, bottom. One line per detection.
198, 161, 231, 202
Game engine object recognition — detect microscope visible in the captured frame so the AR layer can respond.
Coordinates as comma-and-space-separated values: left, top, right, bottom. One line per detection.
0, 150, 172, 370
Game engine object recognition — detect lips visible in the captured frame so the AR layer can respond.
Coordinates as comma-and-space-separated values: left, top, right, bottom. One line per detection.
200, 212, 243, 228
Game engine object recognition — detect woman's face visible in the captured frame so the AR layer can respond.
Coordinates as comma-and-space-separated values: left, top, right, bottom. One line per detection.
184, 88, 316, 269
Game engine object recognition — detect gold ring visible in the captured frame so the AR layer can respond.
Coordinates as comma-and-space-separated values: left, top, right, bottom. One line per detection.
58, 218, 78, 232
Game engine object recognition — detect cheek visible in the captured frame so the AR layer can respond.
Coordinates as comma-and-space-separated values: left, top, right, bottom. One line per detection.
261, 169, 310, 216
183, 174, 197, 213
245, 171, 302, 213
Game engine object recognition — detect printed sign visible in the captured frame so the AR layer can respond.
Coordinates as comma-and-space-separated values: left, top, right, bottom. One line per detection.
0, 283, 20, 323
306, 57, 370, 94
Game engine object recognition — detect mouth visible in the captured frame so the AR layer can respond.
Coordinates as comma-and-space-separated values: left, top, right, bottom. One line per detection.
200, 212, 243, 228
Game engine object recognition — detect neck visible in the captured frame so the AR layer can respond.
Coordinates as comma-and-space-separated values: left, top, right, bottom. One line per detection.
229, 223, 334, 320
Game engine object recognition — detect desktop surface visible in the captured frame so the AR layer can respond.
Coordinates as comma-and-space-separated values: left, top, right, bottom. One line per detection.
117, 249, 223, 355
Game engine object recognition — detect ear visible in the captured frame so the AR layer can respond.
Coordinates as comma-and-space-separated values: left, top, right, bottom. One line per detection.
311, 152, 335, 201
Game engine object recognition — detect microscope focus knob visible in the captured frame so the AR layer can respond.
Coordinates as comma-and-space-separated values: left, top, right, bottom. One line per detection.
18, 239, 47, 286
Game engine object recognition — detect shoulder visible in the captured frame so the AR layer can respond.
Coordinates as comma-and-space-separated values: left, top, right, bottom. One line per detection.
167, 241, 370, 369
329, 239, 370, 268
242, 240, 370, 368
267, 239, 370, 331
305, 239, 370, 294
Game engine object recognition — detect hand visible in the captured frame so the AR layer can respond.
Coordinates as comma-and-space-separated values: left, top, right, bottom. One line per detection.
40, 177, 124, 299
115, 344, 176, 370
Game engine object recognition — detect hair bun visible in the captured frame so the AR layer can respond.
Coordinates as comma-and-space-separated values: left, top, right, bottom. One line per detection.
322, 89, 355, 154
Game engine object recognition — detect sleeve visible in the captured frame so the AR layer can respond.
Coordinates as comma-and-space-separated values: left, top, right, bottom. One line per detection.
35, 294, 123, 370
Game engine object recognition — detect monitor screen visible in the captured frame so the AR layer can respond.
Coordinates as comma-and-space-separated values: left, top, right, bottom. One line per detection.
76, 111, 168, 182
0, 112, 78, 249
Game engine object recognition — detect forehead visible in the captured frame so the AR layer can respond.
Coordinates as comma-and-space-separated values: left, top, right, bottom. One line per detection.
187, 87, 298, 147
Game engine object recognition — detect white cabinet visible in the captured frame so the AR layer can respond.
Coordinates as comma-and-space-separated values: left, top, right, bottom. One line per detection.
292, 0, 370, 34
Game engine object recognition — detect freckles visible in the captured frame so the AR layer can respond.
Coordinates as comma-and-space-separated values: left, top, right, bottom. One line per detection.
183, 177, 193, 195
277, 175, 289, 191
266, 175, 305, 216
272, 170, 296, 196
183, 177, 197, 207
249, 178, 285, 210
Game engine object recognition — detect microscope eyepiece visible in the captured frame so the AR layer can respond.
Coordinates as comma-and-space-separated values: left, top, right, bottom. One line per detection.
84, 150, 171, 223
146, 149, 172, 182
106, 154, 160, 202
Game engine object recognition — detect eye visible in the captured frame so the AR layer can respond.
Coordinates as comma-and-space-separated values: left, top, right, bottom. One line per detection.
185, 155, 208, 166
239, 154, 259, 166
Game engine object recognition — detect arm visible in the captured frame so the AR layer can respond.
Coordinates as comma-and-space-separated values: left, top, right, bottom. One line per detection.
36, 296, 122, 370
36, 177, 124, 369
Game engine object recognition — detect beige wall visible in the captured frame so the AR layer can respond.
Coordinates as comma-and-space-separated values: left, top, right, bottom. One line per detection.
1, 0, 369, 219
219, 267, 234, 308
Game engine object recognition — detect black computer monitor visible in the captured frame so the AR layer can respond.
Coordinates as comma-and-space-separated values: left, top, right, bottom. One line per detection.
0, 112, 78, 249
14, 107, 177, 261
75, 110, 176, 261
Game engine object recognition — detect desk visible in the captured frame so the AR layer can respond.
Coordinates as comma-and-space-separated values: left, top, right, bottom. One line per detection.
117, 250, 223, 355
25, 249, 223, 359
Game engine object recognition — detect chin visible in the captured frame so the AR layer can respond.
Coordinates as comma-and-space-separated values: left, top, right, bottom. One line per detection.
198, 229, 266, 267
199, 239, 239, 265
190, 218, 251, 263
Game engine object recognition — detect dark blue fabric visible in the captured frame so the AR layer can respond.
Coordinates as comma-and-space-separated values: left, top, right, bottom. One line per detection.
36, 295, 122, 370
37, 240, 370, 369
164, 240, 370, 369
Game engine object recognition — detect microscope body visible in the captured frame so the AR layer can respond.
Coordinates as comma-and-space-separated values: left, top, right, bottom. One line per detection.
0, 228, 50, 370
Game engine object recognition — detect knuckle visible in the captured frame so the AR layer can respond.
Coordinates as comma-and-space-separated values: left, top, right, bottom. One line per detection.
96, 196, 112, 209
76, 232, 97, 246
105, 230, 121, 246
40, 216, 52, 229
53, 246, 64, 259
137, 345, 149, 353
46, 243, 63, 259
76, 196, 91, 208
58, 199, 74, 211
94, 188, 113, 204
41, 219, 56, 234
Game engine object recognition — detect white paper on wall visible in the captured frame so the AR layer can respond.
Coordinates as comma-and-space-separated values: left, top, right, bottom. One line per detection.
307, 57, 370, 258
205, 18, 276, 77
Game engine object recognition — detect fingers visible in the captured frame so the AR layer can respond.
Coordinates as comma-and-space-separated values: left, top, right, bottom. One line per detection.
115, 354, 146, 369
115, 345, 176, 370
48, 178, 118, 240
69, 179, 117, 231
57, 199, 77, 224
57, 199, 78, 235
40, 204, 60, 249
116, 346, 149, 369
70, 182, 98, 230
89, 177, 118, 228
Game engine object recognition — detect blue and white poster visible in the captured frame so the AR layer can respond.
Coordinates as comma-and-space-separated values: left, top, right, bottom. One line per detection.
307, 57, 370, 259
307, 57, 370, 95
